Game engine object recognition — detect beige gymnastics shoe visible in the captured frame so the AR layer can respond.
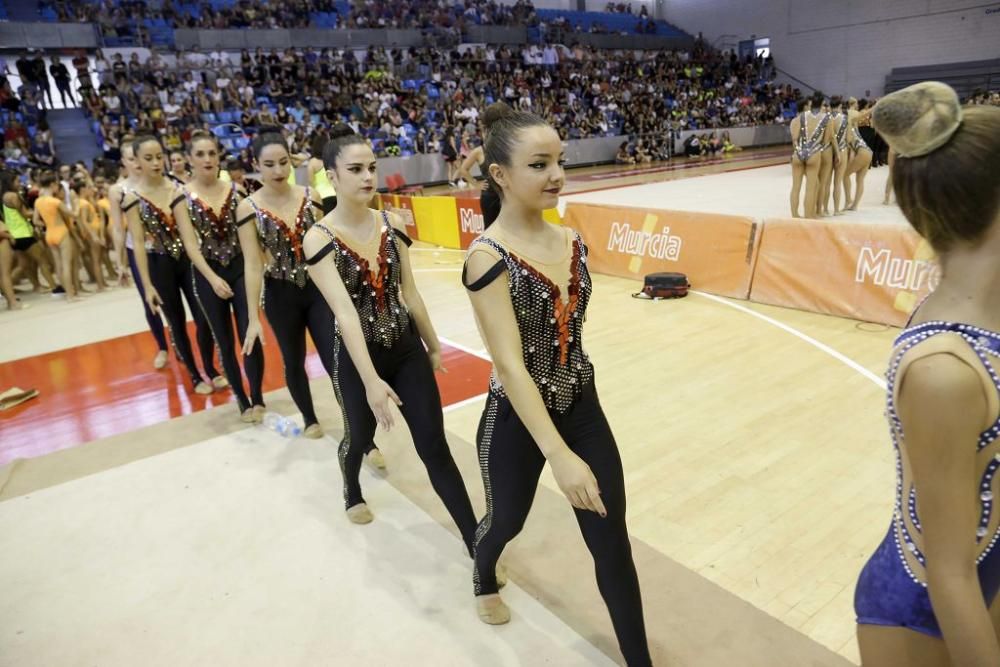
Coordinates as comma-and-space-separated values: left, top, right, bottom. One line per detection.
476, 595, 511, 625
365, 448, 387, 471
303, 423, 324, 439
194, 382, 214, 395
346, 503, 374, 525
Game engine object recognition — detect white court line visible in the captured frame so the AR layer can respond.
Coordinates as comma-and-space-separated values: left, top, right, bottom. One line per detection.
440, 336, 491, 361
692, 290, 887, 390
443, 392, 489, 414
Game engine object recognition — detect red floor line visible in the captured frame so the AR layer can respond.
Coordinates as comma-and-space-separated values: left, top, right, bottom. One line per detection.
0, 324, 492, 465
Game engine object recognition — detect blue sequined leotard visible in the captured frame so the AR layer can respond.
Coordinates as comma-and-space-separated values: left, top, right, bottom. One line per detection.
855, 321, 1000, 637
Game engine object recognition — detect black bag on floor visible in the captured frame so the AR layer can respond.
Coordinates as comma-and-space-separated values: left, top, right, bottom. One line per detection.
634, 272, 690, 299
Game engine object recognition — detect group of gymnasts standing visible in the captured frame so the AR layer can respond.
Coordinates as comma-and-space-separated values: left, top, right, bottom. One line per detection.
0, 164, 120, 310
5, 81, 1000, 666
95, 106, 652, 664
788, 91, 896, 219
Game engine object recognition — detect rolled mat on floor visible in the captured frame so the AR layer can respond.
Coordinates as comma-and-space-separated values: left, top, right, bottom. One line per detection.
0, 387, 39, 411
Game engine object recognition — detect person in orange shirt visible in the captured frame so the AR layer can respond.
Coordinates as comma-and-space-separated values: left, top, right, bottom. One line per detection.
72, 178, 108, 292
33, 171, 79, 300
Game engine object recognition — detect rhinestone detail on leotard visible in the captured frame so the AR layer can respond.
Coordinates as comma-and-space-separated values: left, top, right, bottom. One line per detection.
470, 233, 594, 413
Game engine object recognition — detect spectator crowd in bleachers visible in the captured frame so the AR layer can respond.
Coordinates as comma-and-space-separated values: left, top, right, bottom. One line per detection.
3, 41, 783, 171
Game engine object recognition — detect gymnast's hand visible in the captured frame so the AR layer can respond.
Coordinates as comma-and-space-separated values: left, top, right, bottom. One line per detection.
366, 379, 403, 430
145, 286, 163, 315
209, 273, 234, 299
243, 319, 264, 355
549, 448, 606, 517
429, 349, 447, 374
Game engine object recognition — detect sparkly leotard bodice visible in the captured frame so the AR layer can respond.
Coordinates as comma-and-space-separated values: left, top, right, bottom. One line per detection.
464, 232, 594, 413
124, 189, 184, 259
793, 111, 830, 162
834, 113, 849, 152
849, 122, 871, 153
306, 211, 411, 348
855, 321, 1000, 637
183, 183, 241, 267
243, 188, 317, 287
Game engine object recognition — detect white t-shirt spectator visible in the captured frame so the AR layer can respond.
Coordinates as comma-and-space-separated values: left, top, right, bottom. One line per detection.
102, 93, 121, 112
163, 100, 181, 122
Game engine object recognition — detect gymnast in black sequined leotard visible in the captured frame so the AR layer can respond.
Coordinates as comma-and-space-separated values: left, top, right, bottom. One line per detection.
303, 132, 477, 537
461, 107, 651, 665
235, 131, 382, 457
174, 132, 266, 421
123, 136, 218, 395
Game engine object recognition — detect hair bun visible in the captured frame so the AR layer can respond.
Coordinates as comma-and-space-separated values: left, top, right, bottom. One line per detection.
482, 102, 515, 133
873, 81, 963, 158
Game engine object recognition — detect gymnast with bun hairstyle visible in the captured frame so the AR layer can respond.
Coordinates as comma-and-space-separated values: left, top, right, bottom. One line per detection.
854, 82, 1000, 666
461, 105, 651, 665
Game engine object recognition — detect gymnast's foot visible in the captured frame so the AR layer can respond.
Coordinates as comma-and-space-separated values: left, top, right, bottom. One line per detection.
476, 594, 511, 625
346, 503, 374, 525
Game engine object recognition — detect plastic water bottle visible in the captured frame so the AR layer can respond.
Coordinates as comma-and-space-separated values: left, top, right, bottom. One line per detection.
262, 412, 302, 438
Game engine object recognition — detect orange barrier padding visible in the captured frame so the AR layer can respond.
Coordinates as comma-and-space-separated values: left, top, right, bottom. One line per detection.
378, 194, 419, 241
750, 218, 938, 326
455, 197, 485, 249
562, 202, 759, 299
378, 193, 560, 250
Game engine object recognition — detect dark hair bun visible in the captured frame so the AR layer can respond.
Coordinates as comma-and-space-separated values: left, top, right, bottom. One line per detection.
482, 102, 515, 133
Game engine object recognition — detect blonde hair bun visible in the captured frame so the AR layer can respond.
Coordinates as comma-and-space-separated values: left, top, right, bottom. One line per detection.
873, 81, 963, 158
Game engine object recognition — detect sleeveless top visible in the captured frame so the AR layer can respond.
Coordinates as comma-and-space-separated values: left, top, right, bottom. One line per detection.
311, 165, 336, 199
849, 122, 871, 153
2, 200, 33, 239
122, 189, 184, 259
463, 231, 594, 413
793, 111, 830, 162
834, 113, 849, 152
306, 211, 412, 349
35, 196, 63, 229
885, 322, 1000, 586
183, 182, 241, 267
80, 199, 100, 232
239, 187, 318, 288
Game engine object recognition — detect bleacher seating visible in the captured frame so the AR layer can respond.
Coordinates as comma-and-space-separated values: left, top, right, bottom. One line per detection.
536, 9, 686, 37
884, 59, 1000, 100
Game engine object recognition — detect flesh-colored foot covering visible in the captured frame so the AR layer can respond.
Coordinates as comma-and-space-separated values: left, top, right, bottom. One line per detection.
476, 595, 511, 625
194, 382, 214, 395
346, 503, 374, 524
153, 350, 168, 369
252, 405, 266, 424
240, 408, 255, 423
303, 423, 324, 439
365, 448, 386, 471
211, 375, 229, 389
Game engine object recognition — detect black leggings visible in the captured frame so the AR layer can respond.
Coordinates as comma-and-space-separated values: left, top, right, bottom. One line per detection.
334, 324, 478, 552
472, 382, 651, 666
192, 256, 264, 412
147, 253, 214, 388
127, 247, 168, 352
